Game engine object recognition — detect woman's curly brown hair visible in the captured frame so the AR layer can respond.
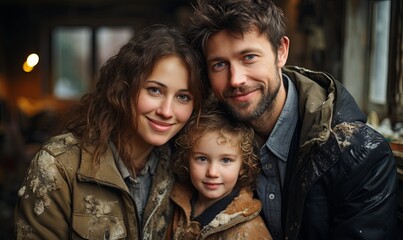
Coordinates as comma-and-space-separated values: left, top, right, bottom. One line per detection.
173, 100, 261, 189
64, 24, 207, 171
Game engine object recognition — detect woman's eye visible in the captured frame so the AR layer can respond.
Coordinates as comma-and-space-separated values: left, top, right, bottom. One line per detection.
147, 87, 161, 95
177, 94, 192, 103
196, 156, 207, 162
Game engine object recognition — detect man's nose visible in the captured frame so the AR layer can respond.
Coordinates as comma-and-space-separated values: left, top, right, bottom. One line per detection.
229, 64, 247, 87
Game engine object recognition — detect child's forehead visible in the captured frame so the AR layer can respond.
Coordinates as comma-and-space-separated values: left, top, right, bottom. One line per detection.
195, 129, 240, 143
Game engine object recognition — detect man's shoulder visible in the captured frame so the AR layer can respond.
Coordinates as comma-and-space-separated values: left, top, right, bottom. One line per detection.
332, 121, 387, 148
283, 66, 335, 83
330, 121, 393, 168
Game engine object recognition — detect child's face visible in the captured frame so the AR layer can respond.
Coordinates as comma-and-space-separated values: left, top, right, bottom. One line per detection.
189, 131, 242, 206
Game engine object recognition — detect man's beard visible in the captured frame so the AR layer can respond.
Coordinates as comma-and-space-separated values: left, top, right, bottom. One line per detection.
224, 72, 282, 123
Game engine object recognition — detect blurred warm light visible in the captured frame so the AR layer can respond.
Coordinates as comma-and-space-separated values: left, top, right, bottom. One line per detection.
27, 53, 39, 67
23, 53, 39, 72
23, 61, 33, 72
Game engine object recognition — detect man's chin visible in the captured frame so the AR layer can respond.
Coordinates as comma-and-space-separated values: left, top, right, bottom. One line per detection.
226, 105, 255, 122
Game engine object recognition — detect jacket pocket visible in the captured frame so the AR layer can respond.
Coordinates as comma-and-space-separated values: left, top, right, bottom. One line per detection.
72, 213, 127, 240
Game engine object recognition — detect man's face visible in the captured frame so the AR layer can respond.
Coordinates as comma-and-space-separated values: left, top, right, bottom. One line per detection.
204, 28, 288, 122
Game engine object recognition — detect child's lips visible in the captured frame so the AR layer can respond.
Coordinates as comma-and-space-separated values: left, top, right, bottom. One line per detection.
203, 182, 221, 189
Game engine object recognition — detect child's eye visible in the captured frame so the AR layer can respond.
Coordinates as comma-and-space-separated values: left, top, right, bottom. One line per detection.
221, 158, 232, 164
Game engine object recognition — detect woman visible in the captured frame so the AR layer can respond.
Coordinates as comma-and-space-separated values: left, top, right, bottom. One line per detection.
14, 24, 206, 240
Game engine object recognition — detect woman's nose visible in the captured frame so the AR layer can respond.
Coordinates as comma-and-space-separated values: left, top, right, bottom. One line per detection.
156, 98, 173, 118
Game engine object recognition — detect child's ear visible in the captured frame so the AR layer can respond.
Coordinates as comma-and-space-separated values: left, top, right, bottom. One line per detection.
239, 168, 244, 176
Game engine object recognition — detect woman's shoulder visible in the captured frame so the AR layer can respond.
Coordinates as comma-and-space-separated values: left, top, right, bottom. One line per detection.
41, 133, 80, 157
31, 132, 82, 178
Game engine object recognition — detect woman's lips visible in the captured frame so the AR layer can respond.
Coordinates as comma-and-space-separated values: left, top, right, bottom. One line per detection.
147, 118, 174, 132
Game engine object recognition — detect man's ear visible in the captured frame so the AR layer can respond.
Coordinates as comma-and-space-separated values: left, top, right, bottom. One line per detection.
277, 36, 290, 68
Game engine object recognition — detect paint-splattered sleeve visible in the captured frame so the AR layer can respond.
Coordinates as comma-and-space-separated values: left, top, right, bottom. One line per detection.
14, 149, 72, 240
330, 123, 397, 239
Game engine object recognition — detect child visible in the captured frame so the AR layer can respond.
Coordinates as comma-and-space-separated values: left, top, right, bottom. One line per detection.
168, 103, 272, 239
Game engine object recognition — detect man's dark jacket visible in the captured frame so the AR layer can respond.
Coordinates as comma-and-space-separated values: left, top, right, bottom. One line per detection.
281, 66, 397, 239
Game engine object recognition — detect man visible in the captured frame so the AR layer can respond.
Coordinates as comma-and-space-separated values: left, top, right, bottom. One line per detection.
187, 0, 397, 239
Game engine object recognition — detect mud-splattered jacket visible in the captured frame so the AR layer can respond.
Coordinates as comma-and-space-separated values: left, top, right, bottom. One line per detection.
14, 133, 174, 240
168, 183, 272, 240
274, 66, 397, 239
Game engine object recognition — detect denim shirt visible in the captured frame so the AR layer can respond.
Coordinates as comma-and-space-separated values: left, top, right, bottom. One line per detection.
109, 142, 158, 223
256, 75, 298, 240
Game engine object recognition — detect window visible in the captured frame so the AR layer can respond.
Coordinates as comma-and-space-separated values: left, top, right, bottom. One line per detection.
52, 26, 133, 99
52, 27, 92, 99
368, 0, 391, 105
96, 27, 133, 71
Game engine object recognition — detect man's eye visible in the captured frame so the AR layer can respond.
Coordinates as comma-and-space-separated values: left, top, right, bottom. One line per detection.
244, 54, 256, 62
212, 62, 227, 71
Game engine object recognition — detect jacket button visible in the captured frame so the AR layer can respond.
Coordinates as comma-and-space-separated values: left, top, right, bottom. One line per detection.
104, 228, 110, 240
268, 193, 275, 200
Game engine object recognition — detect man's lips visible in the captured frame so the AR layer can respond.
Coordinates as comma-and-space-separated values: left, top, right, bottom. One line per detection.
226, 88, 258, 102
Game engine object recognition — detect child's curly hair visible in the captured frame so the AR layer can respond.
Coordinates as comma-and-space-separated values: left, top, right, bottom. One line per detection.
173, 101, 261, 189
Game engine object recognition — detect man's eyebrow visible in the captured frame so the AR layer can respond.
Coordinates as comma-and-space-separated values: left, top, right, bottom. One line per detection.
206, 55, 225, 63
207, 47, 264, 62
239, 47, 264, 55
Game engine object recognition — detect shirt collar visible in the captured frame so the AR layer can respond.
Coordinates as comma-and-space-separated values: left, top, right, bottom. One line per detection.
263, 74, 298, 162
109, 141, 159, 180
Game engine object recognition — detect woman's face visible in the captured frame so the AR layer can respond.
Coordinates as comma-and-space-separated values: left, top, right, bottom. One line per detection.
136, 55, 194, 146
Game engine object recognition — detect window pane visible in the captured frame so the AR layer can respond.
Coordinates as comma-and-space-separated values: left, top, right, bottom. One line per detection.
52, 27, 92, 99
96, 27, 133, 71
369, 0, 391, 104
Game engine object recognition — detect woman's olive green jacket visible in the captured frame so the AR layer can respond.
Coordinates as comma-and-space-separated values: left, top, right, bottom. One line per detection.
15, 133, 174, 240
